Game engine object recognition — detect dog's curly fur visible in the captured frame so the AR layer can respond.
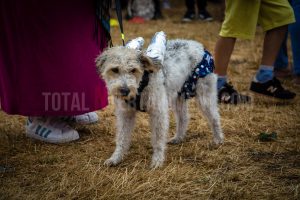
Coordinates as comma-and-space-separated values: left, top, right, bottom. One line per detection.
96, 39, 224, 168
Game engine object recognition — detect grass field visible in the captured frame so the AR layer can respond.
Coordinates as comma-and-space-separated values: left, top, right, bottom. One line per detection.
1, 1, 300, 199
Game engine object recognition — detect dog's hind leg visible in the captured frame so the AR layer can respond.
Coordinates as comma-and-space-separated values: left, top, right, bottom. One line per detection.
149, 96, 169, 168
168, 97, 189, 144
104, 108, 136, 166
196, 74, 224, 145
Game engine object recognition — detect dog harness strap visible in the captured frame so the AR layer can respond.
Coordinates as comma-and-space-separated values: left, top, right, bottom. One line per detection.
179, 50, 214, 99
137, 71, 150, 94
135, 71, 150, 112
125, 71, 150, 112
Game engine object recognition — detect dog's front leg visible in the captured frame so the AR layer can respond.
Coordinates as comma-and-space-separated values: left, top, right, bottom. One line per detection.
149, 97, 169, 168
104, 108, 136, 166
168, 97, 189, 144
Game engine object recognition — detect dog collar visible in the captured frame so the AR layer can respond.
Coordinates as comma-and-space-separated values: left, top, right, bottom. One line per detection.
125, 70, 150, 112
178, 50, 214, 99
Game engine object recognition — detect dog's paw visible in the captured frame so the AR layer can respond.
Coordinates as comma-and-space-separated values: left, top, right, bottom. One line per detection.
104, 157, 120, 167
150, 158, 164, 169
168, 137, 183, 145
213, 135, 224, 145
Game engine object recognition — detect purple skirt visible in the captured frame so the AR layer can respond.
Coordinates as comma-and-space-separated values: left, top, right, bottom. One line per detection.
0, 0, 108, 116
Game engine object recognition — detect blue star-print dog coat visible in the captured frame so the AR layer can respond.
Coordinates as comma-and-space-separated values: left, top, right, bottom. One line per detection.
179, 50, 214, 99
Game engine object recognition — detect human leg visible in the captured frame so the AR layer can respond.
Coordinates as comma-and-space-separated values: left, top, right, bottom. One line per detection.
186, 0, 195, 13
250, 0, 296, 99
197, 0, 213, 21
251, 26, 295, 99
255, 25, 288, 83
153, 0, 163, 19
262, 26, 288, 67
289, 0, 300, 84
182, 0, 196, 21
274, 34, 291, 78
215, 0, 259, 104
274, 34, 288, 70
197, 0, 207, 10
215, 0, 259, 78
255, 0, 295, 81
214, 37, 236, 78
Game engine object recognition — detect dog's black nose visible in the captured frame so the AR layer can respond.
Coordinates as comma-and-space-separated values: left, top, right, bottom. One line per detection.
120, 87, 130, 96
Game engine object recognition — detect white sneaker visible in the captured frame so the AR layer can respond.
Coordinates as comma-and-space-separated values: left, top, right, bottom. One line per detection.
25, 117, 79, 144
126, 37, 145, 51
73, 112, 99, 124
60, 112, 99, 125
146, 31, 167, 65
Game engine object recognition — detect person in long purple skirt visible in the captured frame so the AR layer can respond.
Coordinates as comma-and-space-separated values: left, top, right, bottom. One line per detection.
0, 0, 110, 143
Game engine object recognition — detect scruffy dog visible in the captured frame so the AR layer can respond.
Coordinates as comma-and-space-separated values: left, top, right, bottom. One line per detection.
96, 35, 223, 168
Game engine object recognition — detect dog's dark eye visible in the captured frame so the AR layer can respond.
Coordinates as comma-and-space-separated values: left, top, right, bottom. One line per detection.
130, 69, 136, 73
111, 68, 119, 73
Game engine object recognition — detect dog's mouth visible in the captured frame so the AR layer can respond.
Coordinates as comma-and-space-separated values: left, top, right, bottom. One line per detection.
116, 95, 135, 100
110, 86, 137, 101
114, 92, 136, 101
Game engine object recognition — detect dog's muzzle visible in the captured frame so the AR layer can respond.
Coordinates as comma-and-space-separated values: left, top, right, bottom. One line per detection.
119, 87, 130, 97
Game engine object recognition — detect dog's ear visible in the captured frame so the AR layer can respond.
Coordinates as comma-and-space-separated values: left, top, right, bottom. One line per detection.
139, 53, 158, 73
95, 51, 108, 75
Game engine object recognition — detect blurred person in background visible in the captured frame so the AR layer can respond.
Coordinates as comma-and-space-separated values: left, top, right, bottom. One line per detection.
126, 0, 164, 22
182, 0, 213, 22
0, 0, 111, 143
214, 0, 296, 104
274, 0, 300, 86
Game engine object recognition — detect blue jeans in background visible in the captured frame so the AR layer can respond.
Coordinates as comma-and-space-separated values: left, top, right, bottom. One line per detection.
274, 0, 300, 76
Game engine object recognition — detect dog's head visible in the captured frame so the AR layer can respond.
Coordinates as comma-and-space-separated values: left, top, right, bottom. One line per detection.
96, 46, 157, 100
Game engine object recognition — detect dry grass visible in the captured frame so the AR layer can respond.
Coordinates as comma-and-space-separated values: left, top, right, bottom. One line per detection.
1, 1, 300, 199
